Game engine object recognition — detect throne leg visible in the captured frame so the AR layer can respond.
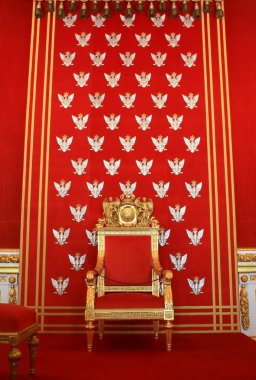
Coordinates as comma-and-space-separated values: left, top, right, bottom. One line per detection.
98, 320, 104, 340
85, 321, 95, 352
164, 321, 173, 352
153, 320, 159, 340
8, 346, 21, 380
28, 335, 39, 376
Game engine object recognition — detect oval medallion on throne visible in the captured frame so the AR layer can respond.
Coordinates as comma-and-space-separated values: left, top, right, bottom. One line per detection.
119, 204, 137, 226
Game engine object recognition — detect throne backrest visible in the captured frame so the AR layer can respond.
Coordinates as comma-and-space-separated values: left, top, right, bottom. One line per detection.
96, 228, 160, 295
95, 195, 161, 295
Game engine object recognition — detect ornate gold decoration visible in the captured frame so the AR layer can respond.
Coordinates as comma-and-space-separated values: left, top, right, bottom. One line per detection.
237, 254, 256, 262
0, 276, 6, 282
240, 275, 248, 283
250, 275, 256, 282
240, 284, 249, 330
0, 254, 20, 263
96, 194, 159, 228
9, 276, 16, 284
9, 284, 17, 304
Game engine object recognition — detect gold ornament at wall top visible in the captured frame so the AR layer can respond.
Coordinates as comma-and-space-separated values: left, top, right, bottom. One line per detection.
239, 284, 249, 330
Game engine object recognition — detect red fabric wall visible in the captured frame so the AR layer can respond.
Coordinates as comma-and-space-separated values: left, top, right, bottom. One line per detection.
0, 0, 255, 249
225, 0, 256, 247
0, 0, 32, 247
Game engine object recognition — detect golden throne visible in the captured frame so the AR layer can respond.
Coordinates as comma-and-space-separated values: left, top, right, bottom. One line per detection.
85, 193, 174, 351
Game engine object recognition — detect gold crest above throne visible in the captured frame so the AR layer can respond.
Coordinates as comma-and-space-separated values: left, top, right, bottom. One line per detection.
96, 192, 160, 228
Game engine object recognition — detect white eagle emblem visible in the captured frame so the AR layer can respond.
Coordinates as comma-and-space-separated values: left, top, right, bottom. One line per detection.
88, 135, 104, 152
105, 32, 121, 47
185, 181, 202, 198
135, 114, 152, 131
56, 135, 73, 152
91, 13, 106, 28
51, 277, 69, 296
63, 13, 77, 28
183, 93, 199, 109
59, 51, 76, 66
69, 204, 87, 223
152, 181, 170, 198
170, 253, 187, 271
87, 180, 104, 198
135, 32, 151, 47
158, 229, 171, 246
54, 180, 71, 198
71, 158, 88, 175
151, 93, 168, 109
86, 229, 98, 246
119, 135, 136, 152
104, 114, 121, 130
104, 72, 121, 87
169, 204, 186, 222
119, 51, 136, 67
181, 52, 197, 68
89, 92, 105, 108
184, 136, 200, 152
103, 158, 121, 175
119, 93, 136, 108
73, 72, 90, 87
90, 51, 106, 66
151, 135, 168, 152
151, 52, 167, 67
53, 227, 70, 245
68, 253, 86, 271
119, 181, 136, 198
166, 72, 182, 88
72, 113, 89, 130
186, 228, 204, 246
188, 277, 205, 295
75, 32, 91, 47
166, 114, 183, 131
120, 14, 136, 27
165, 32, 181, 47
168, 158, 185, 175
58, 92, 74, 108
136, 158, 153, 176
152, 13, 165, 28
180, 14, 195, 28
135, 72, 151, 87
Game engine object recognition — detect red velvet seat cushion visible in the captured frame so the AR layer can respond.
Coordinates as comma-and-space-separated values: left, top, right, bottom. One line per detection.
0, 304, 36, 332
95, 293, 164, 309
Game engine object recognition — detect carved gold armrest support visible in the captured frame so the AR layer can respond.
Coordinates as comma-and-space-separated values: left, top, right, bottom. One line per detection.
85, 271, 97, 320
162, 270, 173, 311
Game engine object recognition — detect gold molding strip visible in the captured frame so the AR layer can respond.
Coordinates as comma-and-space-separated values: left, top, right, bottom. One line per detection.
41, 8, 56, 332
19, 0, 36, 304
238, 254, 256, 262
35, 8, 51, 313
0, 255, 19, 264
24, 15, 41, 306
216, 18, 234, 327
202, 10, 216, 330
207, 13, 223, 327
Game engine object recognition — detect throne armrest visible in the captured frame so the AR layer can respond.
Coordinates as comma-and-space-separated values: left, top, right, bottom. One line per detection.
162, 270, 174, 313
85, 270, 97, 320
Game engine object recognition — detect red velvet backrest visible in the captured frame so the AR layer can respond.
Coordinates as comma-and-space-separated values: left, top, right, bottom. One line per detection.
104, 235, 152, 286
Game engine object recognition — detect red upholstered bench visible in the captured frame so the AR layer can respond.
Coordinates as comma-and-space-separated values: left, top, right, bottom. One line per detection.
0, 303, 39, 380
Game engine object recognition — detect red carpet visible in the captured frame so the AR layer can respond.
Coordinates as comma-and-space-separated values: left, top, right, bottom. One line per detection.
0, 333, 255, 379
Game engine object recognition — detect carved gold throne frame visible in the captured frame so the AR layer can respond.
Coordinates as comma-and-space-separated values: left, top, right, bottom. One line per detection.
85, 194, 174, 351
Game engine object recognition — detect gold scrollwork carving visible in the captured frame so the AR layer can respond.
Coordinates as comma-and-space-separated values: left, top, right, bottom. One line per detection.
9, 284, 17, 304
0, 254, 20, 263
240, 284, 249, 330
95, 311, 164, 320
238, 254, 256, 262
